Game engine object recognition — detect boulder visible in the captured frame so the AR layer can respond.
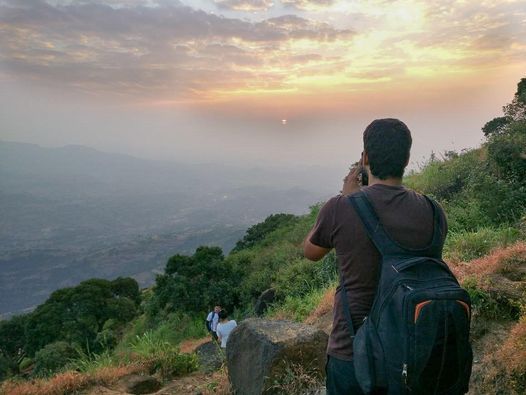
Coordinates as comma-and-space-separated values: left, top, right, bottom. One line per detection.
226, 318, 328, 394
254, 288, 276, 316
195, 340, 224, 373
117, 374, 162, 394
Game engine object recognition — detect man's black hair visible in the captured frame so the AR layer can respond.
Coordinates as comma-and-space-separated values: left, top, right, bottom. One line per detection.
363, 118, 412, 179
218, 309, 228, 320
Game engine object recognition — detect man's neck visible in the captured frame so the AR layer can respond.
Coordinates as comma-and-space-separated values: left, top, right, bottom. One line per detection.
368, 175, 403, 187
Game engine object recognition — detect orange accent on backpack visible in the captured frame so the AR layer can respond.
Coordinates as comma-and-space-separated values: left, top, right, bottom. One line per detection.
414, 300, 433, 323
456, 300, 471, 318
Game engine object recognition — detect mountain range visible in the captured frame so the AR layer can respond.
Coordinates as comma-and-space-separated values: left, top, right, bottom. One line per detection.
0, 141, 340, 317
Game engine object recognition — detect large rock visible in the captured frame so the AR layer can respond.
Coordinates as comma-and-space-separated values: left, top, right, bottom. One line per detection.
226, 318, 328, 394
195, 340, 224, 373
254, 288, 276, 316
116, 374, 162, 394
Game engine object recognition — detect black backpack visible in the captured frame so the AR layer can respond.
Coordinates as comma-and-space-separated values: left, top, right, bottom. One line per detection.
340, 191, 473, 395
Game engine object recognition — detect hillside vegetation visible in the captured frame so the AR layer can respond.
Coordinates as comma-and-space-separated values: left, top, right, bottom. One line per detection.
1, 78, 525, 394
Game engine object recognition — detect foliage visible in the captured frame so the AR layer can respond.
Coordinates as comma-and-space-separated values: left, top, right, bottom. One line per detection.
0, 314, 29, 378
128, 331, 199, 379
116, 312, 207, 353
227, 207, 320, 307
274, 253, 337, 299
0, 353, 14, 381
18, 357, 33, 371
232, 213, 299, 252
266, 285, 332, 322
68, 347, 123, 374
148, 246, 241, 316
23, 277, 140, 357
444, 227, 521, 262
407, 79, 526, 236
33, 341, 78, 377
482, 116, 511, 137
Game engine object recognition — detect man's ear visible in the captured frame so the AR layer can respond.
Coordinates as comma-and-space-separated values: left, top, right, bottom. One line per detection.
404, 154, 410, 167
362, 151, 369, 166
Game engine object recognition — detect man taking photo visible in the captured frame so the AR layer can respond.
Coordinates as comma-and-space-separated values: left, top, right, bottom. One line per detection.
303, 119, 450, 394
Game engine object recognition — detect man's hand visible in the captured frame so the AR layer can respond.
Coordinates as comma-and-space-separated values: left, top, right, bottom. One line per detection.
341, 165, 362, 196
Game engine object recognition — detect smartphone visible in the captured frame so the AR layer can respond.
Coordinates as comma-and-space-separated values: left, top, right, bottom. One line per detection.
360, 153, 368, 186
360, 167, 369, 186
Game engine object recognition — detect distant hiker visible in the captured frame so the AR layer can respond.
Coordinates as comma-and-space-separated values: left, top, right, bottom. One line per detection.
216, 309, 237, 349
304, 119, 472, 395
206, 305, 221, 341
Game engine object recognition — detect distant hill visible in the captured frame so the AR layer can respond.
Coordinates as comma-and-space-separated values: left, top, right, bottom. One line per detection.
0, 141, 339, 316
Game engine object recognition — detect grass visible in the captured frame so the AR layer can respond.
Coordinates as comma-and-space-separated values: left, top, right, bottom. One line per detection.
115, 312, 207, 353
444, 226, 522, 263
268, 360, 324, 394
266, 283, 335, 323
125, 331, 199, 380
495, 315, 526, 393
0, 365, 144, 395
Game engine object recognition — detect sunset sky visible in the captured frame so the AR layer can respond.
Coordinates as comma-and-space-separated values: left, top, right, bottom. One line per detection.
1, 0, 525, 170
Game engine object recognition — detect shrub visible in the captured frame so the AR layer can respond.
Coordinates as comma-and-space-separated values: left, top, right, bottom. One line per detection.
33, 341, 78, 377
19, 357, 33, 371
69, 348, 119, 373
0, 353, 14, 381
128, 331, 198, 379
274, 253, 337, 299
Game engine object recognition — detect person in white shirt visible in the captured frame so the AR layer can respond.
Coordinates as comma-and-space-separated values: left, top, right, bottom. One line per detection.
206, 305, 221, 341
216, 309, 237, 349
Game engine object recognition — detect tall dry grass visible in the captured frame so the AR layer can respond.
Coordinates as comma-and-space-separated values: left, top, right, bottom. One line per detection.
450, 241, 526, 286
0, 364, 144, 395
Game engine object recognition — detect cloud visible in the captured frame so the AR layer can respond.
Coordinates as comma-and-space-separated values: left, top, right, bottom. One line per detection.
0, 0, 354, 100
0, 0, 524, 104
281, 0, 336, 10
214, 0, 275, 11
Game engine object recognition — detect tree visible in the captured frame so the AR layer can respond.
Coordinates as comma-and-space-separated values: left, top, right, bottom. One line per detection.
33, 341, 77, 377
24, 277, 140, 356
482, 116, 511, 137
503, 78, 526, 121
150, 246, 240, 315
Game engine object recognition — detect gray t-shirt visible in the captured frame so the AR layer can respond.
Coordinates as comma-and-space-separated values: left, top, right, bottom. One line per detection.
310, 184, 447, 361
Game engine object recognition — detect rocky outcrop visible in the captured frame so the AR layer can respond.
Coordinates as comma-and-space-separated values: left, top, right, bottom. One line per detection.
226, 318, 328, 394
254, 288, 276, 316
195, 340, 224, 373
116, 374, 162, 394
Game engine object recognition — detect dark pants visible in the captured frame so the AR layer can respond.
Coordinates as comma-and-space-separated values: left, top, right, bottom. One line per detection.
326, 355, 365, 395
326, 355, 389, 395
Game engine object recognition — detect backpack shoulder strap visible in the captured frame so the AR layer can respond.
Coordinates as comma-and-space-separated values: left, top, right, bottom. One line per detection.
422, 195, 445, 256
348, 190, 407, 257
